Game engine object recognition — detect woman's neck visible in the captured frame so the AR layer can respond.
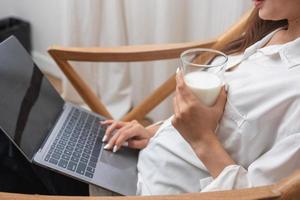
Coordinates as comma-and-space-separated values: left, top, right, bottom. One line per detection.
268, 16, 300, 46
284, 16, 300, 41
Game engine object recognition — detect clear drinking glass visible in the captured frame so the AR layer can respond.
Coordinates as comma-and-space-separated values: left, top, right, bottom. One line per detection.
180, 48, 228, 106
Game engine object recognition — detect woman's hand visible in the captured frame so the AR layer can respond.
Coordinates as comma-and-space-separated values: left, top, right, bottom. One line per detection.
101, 120, 153, 152
172, 71, 235, 178
172, 71, 227, 155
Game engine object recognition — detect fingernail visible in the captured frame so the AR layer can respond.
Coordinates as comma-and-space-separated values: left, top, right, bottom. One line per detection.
225, 84, 229, 92
102, 135, 108, 142
122, 141, 129, 147
113, 145, 118, 153
104, 144, 111, 150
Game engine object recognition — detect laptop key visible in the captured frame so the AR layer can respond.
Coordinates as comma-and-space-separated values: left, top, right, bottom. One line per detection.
90, 156, 98, 163
80, 157, 88, 163
49, 158, 58, 165
71, 156, 79, 163
66, 145, 74, 151
80, 135, 87, 140
67, 161, 77, 172
95, 136, 102, 146
68, 141, 76, 146
88, 136, 95, 142
65, 129, 72, 134
82, 153, 89, 159
88, 161, 96, 168
85, 172, 93, 179
75, 148, 82, 153
62, 154, 71, 160
57, 144, 64, 150
73, 152, 80, 158
64, 150, 72, 155
44, 154, 51, 161
78, 140, 85, 145
86, 166, 95, 173
58, 159, 68, 168
51, 153, 60, 160
48, 149, 54, 154
84, 149, 91, 154
54, 149, 63, 154
64, 133, 71, 137
59, 140, 67, 145
70, 137, 77, 142
76, 162, 87, 175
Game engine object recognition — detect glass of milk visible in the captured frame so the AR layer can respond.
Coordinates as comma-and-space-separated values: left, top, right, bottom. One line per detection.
180, 48, 228, 106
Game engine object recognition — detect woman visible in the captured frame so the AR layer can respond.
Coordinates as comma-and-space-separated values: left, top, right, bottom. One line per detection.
94, 0, 300, 195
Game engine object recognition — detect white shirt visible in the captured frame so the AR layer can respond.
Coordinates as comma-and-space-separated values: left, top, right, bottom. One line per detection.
136, 29, 300, 195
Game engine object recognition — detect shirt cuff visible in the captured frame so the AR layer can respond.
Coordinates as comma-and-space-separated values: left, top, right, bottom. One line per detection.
201, 165, 251, 192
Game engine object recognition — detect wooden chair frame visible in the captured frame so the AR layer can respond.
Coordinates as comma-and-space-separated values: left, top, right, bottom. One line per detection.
2, 8, 300, 200
48, 9, 251, 122
0, 170, 300, 200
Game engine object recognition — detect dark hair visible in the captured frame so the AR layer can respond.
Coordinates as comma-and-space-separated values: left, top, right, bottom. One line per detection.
222, 9, 288, 55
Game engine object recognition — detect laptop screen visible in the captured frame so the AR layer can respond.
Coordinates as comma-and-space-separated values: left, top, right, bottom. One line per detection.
0, 37, 64, 161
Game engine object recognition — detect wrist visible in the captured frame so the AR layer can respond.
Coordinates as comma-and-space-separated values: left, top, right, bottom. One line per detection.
191, 132, 235, 178
191, 130, 217, 158
146, 121, 163, 137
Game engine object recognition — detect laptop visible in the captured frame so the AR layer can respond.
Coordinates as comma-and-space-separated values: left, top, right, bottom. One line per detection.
0, 36, 138, 196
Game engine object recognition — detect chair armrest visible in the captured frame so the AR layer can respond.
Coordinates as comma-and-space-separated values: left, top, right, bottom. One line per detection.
48, 40, 216, 62
0, 185, 280, 200
47, 40, 216, 119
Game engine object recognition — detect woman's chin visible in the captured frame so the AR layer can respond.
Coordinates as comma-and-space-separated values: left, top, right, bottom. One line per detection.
258, 10, 278, 21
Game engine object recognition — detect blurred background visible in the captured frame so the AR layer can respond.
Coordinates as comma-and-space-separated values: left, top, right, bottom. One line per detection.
0, 0, 252, 122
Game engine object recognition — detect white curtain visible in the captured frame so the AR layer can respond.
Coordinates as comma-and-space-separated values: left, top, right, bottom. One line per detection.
62, 0, 252, 121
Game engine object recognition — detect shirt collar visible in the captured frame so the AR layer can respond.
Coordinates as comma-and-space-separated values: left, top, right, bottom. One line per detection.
280, 37, 300, 69
242, 28, 300, 69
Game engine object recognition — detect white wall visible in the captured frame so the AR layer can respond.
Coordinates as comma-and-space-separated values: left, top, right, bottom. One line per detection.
0, 0, 65, 77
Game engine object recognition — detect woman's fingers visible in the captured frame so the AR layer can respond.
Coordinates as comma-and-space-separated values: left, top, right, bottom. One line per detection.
113, 127, 138, 151
213, 87, 227, 110
128, 139, 149, 149
102, 121, 126, 142
100, 119, 114, 125
104, 123, 133, 152
176, 72, 198, 102
176, 70, 186, 87
103, 121, 151, 152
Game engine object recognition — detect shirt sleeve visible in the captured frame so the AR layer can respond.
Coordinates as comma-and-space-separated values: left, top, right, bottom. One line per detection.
201, 133, 300, 192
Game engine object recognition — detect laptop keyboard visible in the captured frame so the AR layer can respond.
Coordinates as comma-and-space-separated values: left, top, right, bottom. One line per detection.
44, 108, 104, 179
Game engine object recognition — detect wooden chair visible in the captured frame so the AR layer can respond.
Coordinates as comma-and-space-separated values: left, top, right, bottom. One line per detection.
47, 9, 252, 123
1, 8, 300, 200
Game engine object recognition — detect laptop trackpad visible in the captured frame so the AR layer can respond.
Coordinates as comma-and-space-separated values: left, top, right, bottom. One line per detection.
99, 148, 139, 170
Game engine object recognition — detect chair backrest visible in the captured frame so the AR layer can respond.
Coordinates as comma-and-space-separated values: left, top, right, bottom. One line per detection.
48, 9, 253, 122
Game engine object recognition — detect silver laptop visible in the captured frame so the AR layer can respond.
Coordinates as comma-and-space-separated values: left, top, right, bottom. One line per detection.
0, 36, 138, 195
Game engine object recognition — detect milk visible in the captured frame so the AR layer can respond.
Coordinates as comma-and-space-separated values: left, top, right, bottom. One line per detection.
184, 71, 222, 106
